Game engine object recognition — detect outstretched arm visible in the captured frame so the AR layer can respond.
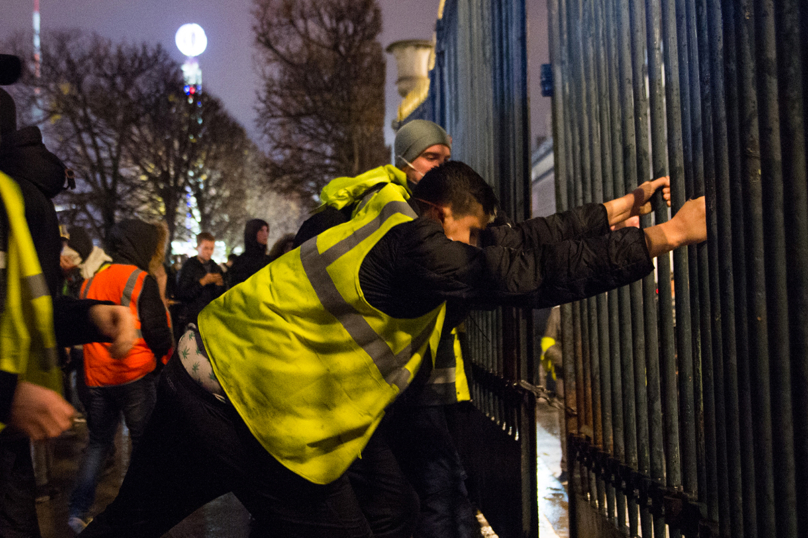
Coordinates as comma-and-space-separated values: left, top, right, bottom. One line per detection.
643, 197, 707, 257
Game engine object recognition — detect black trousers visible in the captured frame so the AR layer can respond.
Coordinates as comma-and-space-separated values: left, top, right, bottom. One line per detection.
82, 356, 378, 538
0, 434, 40, 538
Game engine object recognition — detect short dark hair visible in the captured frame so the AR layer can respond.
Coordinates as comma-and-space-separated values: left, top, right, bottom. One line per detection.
413, 161, 498, 217
196, 232, 215, 246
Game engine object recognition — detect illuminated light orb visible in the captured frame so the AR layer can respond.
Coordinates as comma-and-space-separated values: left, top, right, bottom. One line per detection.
175, 24, 207, 58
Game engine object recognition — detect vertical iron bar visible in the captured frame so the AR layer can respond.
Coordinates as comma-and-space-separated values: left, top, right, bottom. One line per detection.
724, 0, 757, 534
698, 0, 730, 530
593, 0, 615, 519
581, 0, 606, 511
628, 0, 654, 534
573, 0, 595, 469
617, 0, 640, 532
755, 0, 798, 534
737, 0, 777, 535
644, 0, 673, 535
659, 0, 686, 529
605, 0, 627, 528
707, 0, 739, 531
673, 0, 699, 505
684, 0, 712, 511
775, 0, 808, 534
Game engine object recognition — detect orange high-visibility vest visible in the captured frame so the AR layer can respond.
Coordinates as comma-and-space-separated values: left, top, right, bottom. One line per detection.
81, 264, 156, 387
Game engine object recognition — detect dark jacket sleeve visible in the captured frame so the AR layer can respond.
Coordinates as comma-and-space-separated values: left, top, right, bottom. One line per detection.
138, 277, 173, 359
175, 259, 205, 302
361, 207, 654, 318
53, 295, 115, 347
480, 203, 611, 250
0, 371, 17, 424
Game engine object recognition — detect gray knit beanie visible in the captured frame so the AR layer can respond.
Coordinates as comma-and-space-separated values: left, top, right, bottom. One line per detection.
394, 120, 451, 168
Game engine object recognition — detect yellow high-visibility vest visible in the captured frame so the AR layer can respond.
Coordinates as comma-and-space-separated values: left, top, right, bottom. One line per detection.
540, 336, 557, 380
0, 171, 60, 432
199, 181, 446, 484
321, 165, 471, 404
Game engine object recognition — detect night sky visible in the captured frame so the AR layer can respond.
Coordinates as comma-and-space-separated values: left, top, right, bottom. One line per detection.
1, 0, 550, 149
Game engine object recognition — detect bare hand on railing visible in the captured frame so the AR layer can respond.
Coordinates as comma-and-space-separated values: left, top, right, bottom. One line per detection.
643, 196, 707, 258
631, 176, 671, 217
604, 176, 670, 226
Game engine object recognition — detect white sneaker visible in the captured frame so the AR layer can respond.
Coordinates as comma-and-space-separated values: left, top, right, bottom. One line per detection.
68, 516, 89, 534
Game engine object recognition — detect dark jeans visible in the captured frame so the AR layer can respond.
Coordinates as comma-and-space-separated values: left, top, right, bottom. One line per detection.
69, 373, 156, 520
386, 405, 480, 538
0, 434, 40, 538
347, 421, 420, 538
82, 356, 374, 538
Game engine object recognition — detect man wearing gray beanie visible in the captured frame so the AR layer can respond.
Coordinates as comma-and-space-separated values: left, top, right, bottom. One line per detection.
393, 119, 452, 184
294, 119, 452, 246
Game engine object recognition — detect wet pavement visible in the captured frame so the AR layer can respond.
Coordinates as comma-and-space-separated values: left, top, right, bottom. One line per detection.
535, 396, 570, 538
36, 421, 251, 538
36, 402, 568, 537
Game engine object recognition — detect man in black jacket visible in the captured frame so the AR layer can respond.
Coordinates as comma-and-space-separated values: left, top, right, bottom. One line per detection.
175, 232, 224, 329
0, 79, 135, 538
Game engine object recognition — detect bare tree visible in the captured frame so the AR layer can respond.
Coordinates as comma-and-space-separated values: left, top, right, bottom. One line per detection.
7, 31, 182, 240
253, 0, 389, 202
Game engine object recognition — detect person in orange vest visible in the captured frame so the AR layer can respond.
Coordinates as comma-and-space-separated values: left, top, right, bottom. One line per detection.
67, 219, 173, 534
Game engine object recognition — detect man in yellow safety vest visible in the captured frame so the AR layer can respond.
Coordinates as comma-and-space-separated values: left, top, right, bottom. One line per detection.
80, 158, 706, 538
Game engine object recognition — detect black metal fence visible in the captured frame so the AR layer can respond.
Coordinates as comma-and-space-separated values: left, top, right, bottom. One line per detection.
548, 0, 808, 534
408, 0, 539, 536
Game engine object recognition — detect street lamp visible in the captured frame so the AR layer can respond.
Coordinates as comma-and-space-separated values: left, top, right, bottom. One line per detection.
175, 23, 207, 97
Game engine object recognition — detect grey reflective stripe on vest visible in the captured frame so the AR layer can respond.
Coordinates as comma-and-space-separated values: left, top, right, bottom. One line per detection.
80, 275, 95, 299
24, 274, 49, 300
22, 273, 58, 370
429, 367, 456, 385
121, 269, 145, 308
299, 199, 431, 392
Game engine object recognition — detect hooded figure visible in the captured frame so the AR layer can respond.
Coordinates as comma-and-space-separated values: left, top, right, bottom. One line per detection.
67, 219, 173, 533
0, 88, 74, 297
227, 218, 270, 288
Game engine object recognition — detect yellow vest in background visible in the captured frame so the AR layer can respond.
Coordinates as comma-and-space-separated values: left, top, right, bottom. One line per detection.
199, 182, 446, 484
0, 171, 60, 433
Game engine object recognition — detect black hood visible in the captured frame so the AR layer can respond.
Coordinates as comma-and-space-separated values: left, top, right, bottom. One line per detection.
243, 218, 268, 256
0, 126, 72, 199
0, 89, 72, 199
107, 219, 161, 271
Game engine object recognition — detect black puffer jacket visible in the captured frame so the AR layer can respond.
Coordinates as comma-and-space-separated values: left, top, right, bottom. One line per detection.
358, 202, 653, 327
227, 219, 270, 288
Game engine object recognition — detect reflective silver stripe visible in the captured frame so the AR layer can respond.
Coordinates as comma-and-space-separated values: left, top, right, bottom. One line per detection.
121, 269, 145, 307
299, 201, 422, 392
428, 367, 457, 385
81, 275, 95, 299
24, 273, 49, 299
317, 201, 416, 266
40, 346, 58, 370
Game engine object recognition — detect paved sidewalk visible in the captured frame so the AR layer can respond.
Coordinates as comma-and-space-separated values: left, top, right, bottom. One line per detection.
36, 421, 251, 537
